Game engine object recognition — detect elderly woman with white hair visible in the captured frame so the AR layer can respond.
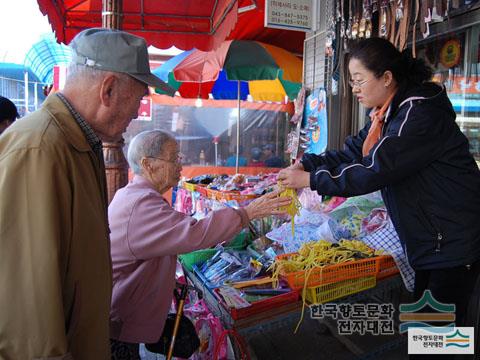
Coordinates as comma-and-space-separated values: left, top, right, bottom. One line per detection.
108, 129, 291, 358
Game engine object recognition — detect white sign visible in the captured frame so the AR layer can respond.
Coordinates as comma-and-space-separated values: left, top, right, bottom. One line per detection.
53, 65, 68, 91
135, 97, 152, 121
408, 327, 475, 355
265, 0, 315, 32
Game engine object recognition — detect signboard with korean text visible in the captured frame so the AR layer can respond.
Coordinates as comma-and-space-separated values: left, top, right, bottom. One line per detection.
265, 0, 316, 32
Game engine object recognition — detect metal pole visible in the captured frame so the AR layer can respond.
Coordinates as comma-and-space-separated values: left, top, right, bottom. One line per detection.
24, 71, 29, 114
235, 81, 240, 173
34, 82, 38, 110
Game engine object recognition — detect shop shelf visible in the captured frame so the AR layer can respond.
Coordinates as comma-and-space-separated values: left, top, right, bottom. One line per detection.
276, 254, 390, 291
213, 287, 299, 320
304, 275, 377, 304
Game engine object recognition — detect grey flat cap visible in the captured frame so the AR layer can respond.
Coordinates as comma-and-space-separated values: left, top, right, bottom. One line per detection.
70, 28, 175, 96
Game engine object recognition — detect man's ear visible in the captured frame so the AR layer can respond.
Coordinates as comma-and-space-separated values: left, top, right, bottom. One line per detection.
99, 74, 117, 106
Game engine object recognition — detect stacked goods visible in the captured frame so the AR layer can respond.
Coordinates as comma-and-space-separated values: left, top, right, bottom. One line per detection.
181, 173, 280, 204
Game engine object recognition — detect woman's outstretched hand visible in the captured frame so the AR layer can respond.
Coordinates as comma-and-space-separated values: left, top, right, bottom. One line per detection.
244, 189, 292, 220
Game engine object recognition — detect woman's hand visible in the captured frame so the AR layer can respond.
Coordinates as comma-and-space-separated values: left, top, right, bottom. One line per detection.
277, 167, 310, 189
244, 189, 292, 220
289, 161, 305, 171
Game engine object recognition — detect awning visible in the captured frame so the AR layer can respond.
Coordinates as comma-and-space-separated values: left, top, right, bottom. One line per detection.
37, 0, 239, 51
36, 0, 304, 54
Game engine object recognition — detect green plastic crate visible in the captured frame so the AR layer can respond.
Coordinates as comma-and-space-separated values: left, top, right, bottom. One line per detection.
179, 249, 217, 272
227, 230, 249, 248
179, 231, 250, 271
179, 244, 246, 271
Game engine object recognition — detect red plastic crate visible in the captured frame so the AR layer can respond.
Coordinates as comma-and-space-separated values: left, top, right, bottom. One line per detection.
275, 253, 391, 291
376, 255, 399, 279
213, 288, 299, 320
195, 184, 209, 197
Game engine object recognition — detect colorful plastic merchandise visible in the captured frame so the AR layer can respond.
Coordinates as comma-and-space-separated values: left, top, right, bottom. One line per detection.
206, 188, 258, 202
183, 181, 209, 196
180, 246, 243, 272
182, 182, 259, 203
304, 276, 377, 304
275, 253, 395, 291
183, 245, 300, 321
212, 287, 299, 320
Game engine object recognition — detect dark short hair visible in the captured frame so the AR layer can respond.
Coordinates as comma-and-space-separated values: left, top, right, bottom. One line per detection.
349, 38, 432, 88
0, 96, 19, 122
251, 147, 262, 160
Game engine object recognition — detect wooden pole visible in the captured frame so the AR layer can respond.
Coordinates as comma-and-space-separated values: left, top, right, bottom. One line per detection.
102, 0, 129, 204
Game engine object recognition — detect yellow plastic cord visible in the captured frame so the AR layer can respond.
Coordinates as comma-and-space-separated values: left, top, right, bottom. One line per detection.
279, 187, 301, 237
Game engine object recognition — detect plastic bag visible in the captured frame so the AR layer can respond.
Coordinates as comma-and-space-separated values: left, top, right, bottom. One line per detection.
328, 193, 384, 222
298, 188, 324, 212
361, 208, 389, 235
266, 209, 329, 252
184, 300, 228, 360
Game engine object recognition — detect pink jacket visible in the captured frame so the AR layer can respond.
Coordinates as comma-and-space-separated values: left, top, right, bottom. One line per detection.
108, 175, 249, 343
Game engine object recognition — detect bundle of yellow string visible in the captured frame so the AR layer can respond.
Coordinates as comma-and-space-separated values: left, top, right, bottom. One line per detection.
277, 185, 301, 237
269, 239, 382, 333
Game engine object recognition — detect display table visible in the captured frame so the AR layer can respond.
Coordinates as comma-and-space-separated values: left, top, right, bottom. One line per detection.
184, 265, 408, 360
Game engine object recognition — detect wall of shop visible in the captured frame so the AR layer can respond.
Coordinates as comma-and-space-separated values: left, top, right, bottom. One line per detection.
413, 6, 480, 162
302, 0, 480, 162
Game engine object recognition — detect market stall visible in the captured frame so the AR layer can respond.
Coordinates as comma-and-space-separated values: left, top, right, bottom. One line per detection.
171, 173, 410, 359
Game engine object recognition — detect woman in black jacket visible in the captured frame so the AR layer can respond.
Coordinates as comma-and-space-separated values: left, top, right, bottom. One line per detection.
278, 37, 480, 329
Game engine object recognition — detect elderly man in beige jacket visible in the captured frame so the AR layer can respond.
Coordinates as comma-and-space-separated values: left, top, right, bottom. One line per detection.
0, 28, 173, 360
